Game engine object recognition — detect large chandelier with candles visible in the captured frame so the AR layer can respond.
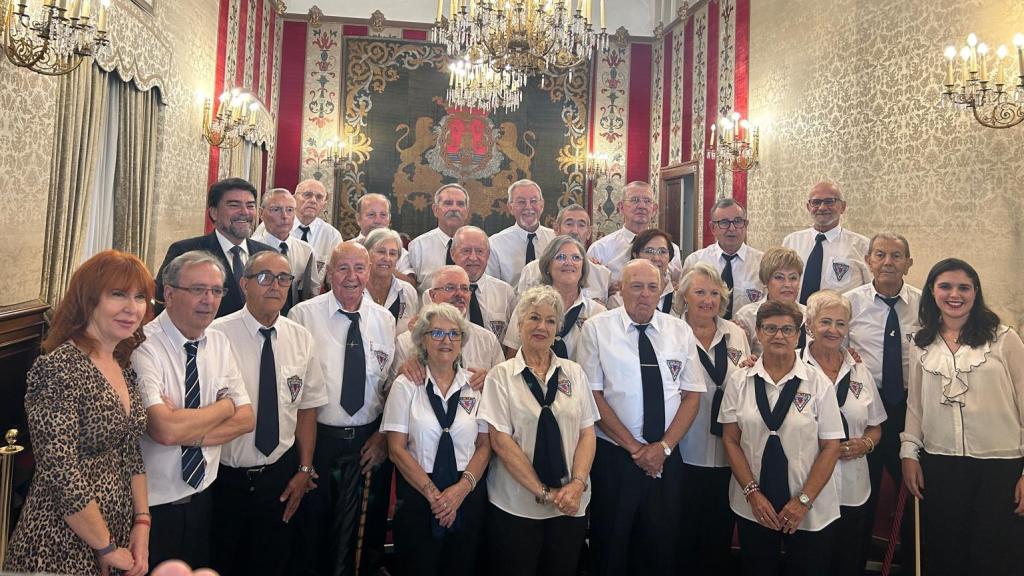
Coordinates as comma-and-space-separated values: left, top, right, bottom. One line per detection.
2, 0, 111, 76
202, 88, 263, 149
447, 55, 525, 112
941, 32, 1024, 129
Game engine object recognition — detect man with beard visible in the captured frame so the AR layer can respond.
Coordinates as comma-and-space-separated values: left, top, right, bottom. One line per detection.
486, 179, 554, 287
155, 178, 274, 317
517, 204, 611, 302
407, 183, 471, 292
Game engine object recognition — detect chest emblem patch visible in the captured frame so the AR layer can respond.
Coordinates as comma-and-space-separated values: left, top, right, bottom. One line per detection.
557, 375, 572, 396
666, 359, 683, 382
746, 288, 763, 303
727, 347, 744, 366
849, 381, 863, 399
793, 392, 812, 412
287, 375, 303, 402
374, 350, 390, 371
459, 396, 476, 414
832, 262, 850, 282
489, 320, 507, 337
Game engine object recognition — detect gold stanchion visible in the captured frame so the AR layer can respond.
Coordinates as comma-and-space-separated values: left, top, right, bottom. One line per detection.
0, 429, 25, 567
354, 469, 373, 576
914, 496, 921, 576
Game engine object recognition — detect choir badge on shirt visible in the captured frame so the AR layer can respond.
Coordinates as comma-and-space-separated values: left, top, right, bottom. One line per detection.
489, 321, 507, 338
746, 288, 763, 303
832, 261, 851, 283
666, 360, 684, 384
793, 392, 812, 412
849, 381, 863, 399
459, 395, 477, 414
557, 373, 572, 397
727, 347, 744, 366
374, 349, 390, 372
287, 375, 303, 402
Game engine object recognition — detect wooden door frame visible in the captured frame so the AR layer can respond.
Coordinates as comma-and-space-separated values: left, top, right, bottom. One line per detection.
658, 161, 701, 255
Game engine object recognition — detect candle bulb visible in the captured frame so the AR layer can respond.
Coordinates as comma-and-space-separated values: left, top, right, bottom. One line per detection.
944, 45, 956, 86
600, 0, 604, 29
1015, 34, 1024, 80
97, 1, 107, 30
437, 0, 443, 20
709, 122, 716, 146
978, 43, 989, 81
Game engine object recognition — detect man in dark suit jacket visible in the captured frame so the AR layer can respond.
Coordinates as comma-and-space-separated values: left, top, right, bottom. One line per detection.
154, 177, 275, 317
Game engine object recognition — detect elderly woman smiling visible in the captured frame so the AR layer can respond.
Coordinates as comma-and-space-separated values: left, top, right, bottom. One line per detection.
734, 247, 808, 356
503, 235, 606, 361
480, 285, 599, 576
381, 303, 490, 576
363, 227, 419, 334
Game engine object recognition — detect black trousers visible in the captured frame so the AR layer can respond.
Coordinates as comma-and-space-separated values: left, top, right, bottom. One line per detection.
294, 421, 387, 576
919, 453, 1024, 576
831, 503, 869, 576
679, 463, 735, 575
589, 438, 683, 576
486, 504, 588, 576
736, 517, 834, 576
210, 449, 298, 576
148, 488, 212, 572
392, 474, 486, 576
864, 398, 914, 565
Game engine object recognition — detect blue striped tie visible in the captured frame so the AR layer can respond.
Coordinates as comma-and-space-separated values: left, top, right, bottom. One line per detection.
181, 341, 206, 489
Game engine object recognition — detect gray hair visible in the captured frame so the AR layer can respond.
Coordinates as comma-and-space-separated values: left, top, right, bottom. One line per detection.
810, 179, 844, 202
624, 180, 653, 198
363, 227, 402, 252
411, 302, 470, 367
673, 262, 731, 317
163, 250, 226, 287
710, 196, 747, 219
431, 265, 469, 289
867, 232, 911, 258
507, 178, 541, 202
538, 235, 589, 292
261, 187, 294, 208
356, 193, 391, 214
242, 250, 289, 277
451, 225, 488, 251
515, 285, 566, 334
433, 183, 470, 205
804, 289, 852, 327
555, 203, 588, 227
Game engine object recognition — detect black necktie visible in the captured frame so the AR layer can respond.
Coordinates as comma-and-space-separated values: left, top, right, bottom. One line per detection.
660, 291, 674, 314
468, 283, 484, 327
698, 338, 729, 437
299, 225, 311, 243
339, 311, 366, 415
525, 232, 537, 265
279, 241, 289, 255
879, 295, 905, 405
551, 303, 584, 359
445, 238, 455, 265
722, 253, 738, 320
754, 374, 802, 511
636, 324, 665, 443
388, 294, 402, 322
278, 242, 294, 314
799, 233, 826, 304
230, 245, 244, 285
181, 341, 206, 489
425, 380, 463, 538
522, 366, 568, 488
255, 328, 279, 457
835, 369, 851, 441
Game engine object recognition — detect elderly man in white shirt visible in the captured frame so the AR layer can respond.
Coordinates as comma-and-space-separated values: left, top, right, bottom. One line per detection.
451, 225, 516, 342
517, 203, 612, 303
407, 183, 471, 293
208, 251, 328, 576
578, 259, 704, 576
486, 179, 555, 287
250, 188, 321, 315
682, 196, 764, 320
782, 180, 869, 304
255, 179, 343, 287
132, 250, 255, 570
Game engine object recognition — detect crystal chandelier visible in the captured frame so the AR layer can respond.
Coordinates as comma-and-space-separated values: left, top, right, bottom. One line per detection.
202, 88, 263, 150
584, 151, 610, 180
447, 56, 525, 112
941, 33, 1024, 129
706, 111, 759, 173
2, 0, 111, 76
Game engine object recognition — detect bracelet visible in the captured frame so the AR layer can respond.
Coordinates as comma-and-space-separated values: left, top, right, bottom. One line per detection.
742, 480, 759, 495
93, 541, 117, 557
133, 517, 151, 528
133, 511, 151, 518
862, 436, 875, 454
535, 485, 550, 504
461, 471, 477, 491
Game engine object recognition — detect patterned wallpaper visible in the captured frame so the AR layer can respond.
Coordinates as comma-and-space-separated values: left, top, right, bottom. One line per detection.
648, 36, 664, 194
747, 0, 1024, 327
592, 43, 632, 237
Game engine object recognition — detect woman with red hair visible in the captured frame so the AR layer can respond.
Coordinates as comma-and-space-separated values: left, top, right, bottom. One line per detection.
4, 250, 155, 576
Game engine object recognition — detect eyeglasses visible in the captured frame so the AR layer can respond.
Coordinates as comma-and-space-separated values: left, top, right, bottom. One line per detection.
759, 324, 799, 337
625, 197, 654, 206
641, 247, 670, 257
554, 253, 583, 263
808, 198, 840, 208
512, 198, 541, 208
246, 271, 295, 287
429, 329, 463, 342
711, 218, 748, 229
433, 284, 471, 294
170, 284, 227, 298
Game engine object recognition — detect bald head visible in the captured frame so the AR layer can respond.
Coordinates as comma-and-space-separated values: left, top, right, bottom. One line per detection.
329, 241, 370, 309
620, 259, 663, 324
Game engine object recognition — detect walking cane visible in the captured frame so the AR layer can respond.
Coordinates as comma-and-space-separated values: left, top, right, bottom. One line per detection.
881, 482, 908, 576
355, 469, 373, 576
0, 430, 25, 568
914, 496, 921, 576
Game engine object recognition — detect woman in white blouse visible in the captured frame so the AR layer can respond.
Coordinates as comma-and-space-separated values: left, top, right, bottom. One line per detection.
382, 303, 490, 576
733, 247, 807, 356
503, 235, 606, 361
802, 290, 886, 576
364, 228, 418, 335
479, 285, 598, 576
901, 258, 1024, 576
672, 263, 751, 574
720, 300, 843, 576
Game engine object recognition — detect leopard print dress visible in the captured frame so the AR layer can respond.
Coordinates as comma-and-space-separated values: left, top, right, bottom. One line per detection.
4, 342, 147, 575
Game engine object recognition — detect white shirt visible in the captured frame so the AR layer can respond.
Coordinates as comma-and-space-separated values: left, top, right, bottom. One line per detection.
679, 317, 751, 468
363, 276, 419, 336
517, 258, 611, 304
718, 357, 844, 531
845, 282, 922, 390
503, 294, 607, 362
586, 227, 683, 282
486, 224, 555, 287
288, 292, 396, 427
407, 227, 454, 293
250, 229, 322, 298
351, 232, 413, 275
257, 217, 343, 283
209, 308, 329, 468
733, 299, 808, 357
782, 226, 870, 296
133, 312, 252, 506
391, 322, 505, 385
478, 352, 599, 519
381, 368, 485, 472
578, 308, 706, 445
470, 274, 517, 342
900, 327, 1024, 468
682, 242, 765, 314
801, 347, 886, 506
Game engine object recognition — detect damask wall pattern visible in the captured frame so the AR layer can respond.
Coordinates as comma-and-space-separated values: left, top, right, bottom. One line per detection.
668, 30, 683, 163
591, 43, 631, 237
747, 0, 1024, 326
716, 0, 736, 196
648, 37, 665, 196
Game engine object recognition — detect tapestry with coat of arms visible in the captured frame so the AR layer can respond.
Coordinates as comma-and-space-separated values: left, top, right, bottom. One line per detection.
334, 37, 591, 239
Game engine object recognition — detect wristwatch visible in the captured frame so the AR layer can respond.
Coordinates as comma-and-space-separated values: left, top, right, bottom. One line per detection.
660, 441, 672, 457
298, 464, 316, 476
798, 492, 813, 509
